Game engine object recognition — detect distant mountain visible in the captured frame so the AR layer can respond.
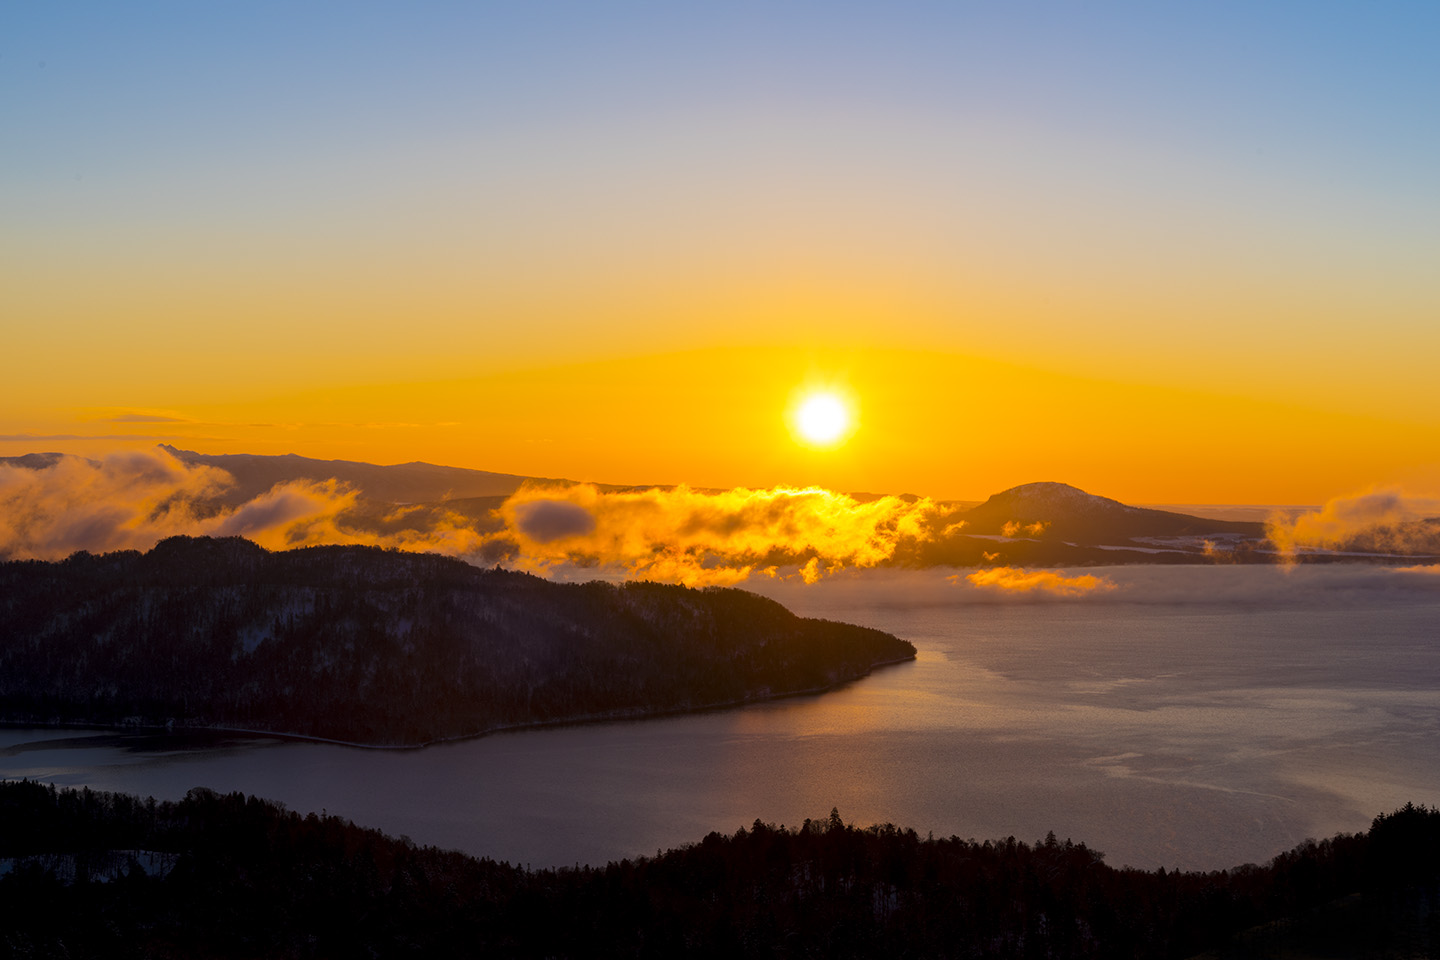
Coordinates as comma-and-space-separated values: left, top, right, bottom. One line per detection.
887, 481, 1273, 567
0, 537, 914, 746
1, 448, 540, 506
958, 481, 1265, 540
159, 445, 567, 504
0, 452, 70, 471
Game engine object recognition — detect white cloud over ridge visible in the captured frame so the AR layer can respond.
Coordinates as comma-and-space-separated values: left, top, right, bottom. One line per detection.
7, 453, 1440, 603
0, 452, 950, 583
498, 483, 950, 585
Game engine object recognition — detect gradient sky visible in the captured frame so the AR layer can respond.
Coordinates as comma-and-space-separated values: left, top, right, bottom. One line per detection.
4, 2, 1438, 503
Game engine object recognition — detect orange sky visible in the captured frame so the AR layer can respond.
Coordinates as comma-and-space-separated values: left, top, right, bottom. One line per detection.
5, 344, 1438, 505
5, 5, 1439, 506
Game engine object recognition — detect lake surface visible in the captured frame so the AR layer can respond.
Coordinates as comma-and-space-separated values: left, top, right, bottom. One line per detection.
4, 564, 1439, 872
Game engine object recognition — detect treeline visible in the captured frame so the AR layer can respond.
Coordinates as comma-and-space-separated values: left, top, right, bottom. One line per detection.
0, 537, 913, 745
2, 781, 1438, 958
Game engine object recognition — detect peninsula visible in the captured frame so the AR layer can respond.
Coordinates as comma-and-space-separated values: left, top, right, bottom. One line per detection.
0, 537, 914, 746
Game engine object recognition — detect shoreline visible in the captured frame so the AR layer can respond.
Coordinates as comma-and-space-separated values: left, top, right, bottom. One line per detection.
0, 652, 917, 752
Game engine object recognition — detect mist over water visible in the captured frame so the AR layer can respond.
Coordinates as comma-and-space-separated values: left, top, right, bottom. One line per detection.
3, 565, 1438, 872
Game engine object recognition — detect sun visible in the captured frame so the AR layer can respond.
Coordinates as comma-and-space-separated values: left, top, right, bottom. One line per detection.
790, 390, 855, 448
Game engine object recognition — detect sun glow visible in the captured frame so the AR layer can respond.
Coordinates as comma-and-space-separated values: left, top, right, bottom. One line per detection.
791, 390, 856, 448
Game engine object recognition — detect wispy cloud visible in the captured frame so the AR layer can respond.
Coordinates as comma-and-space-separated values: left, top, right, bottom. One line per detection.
1002, 520, 1049, 538
0, 450, 233, 559
1266, 488, 1440, 559
105, 414, 188, 423
87, 408, 195, 423
959, 566, 1116, 597
0, 434, 230, 443
750, 563, 1440, 614
1393, 564, 1440, 576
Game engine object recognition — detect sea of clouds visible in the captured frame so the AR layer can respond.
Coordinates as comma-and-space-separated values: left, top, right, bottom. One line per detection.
4, 448, 1438, 596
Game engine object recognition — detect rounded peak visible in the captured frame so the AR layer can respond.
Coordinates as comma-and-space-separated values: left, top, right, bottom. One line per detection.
991, 482, 1117, 506
997, 481, 1092, 498
975, 482, 1133, 517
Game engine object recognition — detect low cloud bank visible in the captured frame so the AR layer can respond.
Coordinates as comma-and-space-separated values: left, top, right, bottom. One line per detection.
0, 450, 232, 559
499, 483, 949, 586
1266, 488, 1440, 558
11, 455, 1440, 594
0, 455, 951, 584
747, 563, 1440, 616
0, 450, 490, 560
959, 566, 1116, 597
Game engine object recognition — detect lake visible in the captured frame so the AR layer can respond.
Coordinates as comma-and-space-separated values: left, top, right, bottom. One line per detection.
4, 564, 1439, 872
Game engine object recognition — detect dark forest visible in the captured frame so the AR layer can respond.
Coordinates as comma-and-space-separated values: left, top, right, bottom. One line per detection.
2, 781, 1438, 958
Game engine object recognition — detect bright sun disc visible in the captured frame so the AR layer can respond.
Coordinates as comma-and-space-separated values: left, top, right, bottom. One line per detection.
795, 392, 851, 446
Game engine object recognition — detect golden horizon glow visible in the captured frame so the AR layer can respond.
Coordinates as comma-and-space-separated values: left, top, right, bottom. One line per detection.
4, 343, 1440, 505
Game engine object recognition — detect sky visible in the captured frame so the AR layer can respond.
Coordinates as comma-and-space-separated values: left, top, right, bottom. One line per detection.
4, 2, 1439, 504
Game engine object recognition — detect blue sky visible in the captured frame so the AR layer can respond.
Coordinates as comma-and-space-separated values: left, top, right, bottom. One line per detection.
4, 3, 1439, 500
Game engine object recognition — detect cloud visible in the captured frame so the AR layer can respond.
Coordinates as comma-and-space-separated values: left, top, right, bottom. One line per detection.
959, 566, 1116, 597
1266, 488, 1440, 559
0, 450, 233, 559
1002, 520, 1049, 538
10, 454, 1440, 598
1392, 564, 1440, 576
105, 413, 190, 423
512, 499, 597, 543
800, 556, 824, 585
748, 563, 1440, 613
495, 483, 950, 586
208, 479, 363, 548
0, 456, 956, 582
0, 450, 492, 560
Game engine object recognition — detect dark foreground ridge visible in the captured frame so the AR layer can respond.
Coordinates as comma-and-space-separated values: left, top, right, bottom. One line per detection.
2, 781, 1438, 959
0, 537, 914, 746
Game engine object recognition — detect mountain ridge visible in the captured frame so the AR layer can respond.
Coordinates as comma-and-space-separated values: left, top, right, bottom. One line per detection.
156, 444, 568, 504
958, 481, 1265, 540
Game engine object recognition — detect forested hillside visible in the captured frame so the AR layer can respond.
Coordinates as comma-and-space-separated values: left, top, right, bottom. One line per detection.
0, 537, 913, 745
3, 782, 1438, 958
